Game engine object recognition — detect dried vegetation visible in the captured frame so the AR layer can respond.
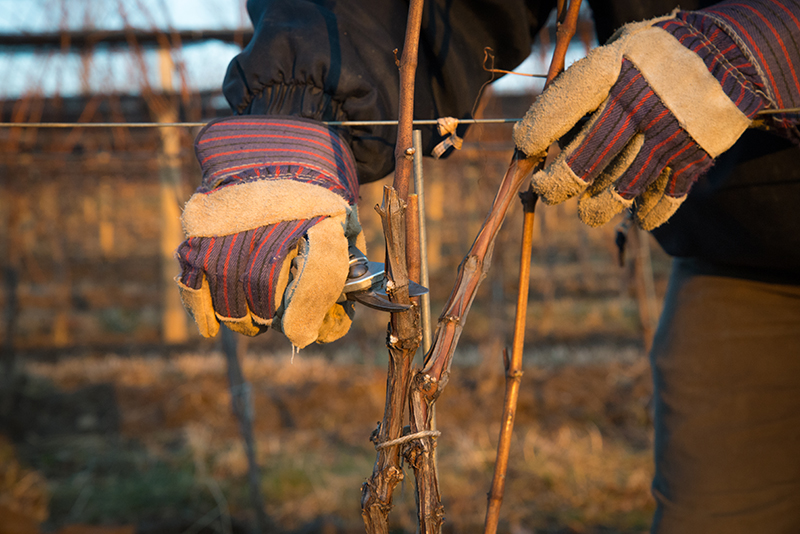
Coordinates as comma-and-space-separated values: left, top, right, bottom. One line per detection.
1, 348, 655, 534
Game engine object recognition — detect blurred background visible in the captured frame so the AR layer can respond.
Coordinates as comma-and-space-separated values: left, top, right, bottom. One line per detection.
0, 1, 670, 533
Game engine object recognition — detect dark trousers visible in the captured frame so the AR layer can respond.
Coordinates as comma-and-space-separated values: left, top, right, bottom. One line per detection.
650, 258, 800, 533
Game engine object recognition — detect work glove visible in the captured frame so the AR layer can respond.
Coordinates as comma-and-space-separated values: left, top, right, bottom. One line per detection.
175, 116, 365, 349
513, 1, 799, 230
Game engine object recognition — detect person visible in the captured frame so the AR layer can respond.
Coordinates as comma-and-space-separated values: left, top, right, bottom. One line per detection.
175, 0, 800, 531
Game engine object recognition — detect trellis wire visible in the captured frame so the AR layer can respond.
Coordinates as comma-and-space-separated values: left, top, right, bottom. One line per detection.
0, 118, 521, 128
1, 107, 796, 128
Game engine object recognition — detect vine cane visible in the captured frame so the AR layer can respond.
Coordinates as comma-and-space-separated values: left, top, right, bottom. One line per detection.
360, 0, 427, 531
483, 1, 583, 533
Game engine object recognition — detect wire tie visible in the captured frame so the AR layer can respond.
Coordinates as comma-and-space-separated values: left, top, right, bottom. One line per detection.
374, 430, 441, 450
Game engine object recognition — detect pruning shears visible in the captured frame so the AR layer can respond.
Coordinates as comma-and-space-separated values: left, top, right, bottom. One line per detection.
338, 246, 428, 312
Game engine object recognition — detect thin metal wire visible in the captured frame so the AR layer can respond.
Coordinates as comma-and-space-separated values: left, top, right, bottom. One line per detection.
1, 107, 796, 128
0, 118, 521, 128
0, 122, 207, 128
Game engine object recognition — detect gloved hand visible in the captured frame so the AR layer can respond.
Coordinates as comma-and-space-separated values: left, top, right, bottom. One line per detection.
175, 116, 365, 349
513, 4, 793, 230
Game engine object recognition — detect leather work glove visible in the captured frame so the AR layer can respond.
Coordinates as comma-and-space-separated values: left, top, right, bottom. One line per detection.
175, 116, 366, 349
513, 2, 799, 230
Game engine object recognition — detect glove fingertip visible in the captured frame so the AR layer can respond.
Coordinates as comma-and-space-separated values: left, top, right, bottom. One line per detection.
578, 188, 633, 227
281, 216, 350, 349
219, 315, 266, 337
636, 194, 685, 230
175, 275, 220, 338
316, 302, 355, 344
531, 157, 587, 205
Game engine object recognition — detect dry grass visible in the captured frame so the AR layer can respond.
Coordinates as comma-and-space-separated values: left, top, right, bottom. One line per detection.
10, 347, 654, 533
0, 436, 50, 523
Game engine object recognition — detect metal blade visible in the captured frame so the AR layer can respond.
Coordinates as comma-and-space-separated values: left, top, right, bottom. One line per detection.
408, 280, 429, 297
373, 279, 429, 299
351, 290, 412, 312
339, 245, 429, 312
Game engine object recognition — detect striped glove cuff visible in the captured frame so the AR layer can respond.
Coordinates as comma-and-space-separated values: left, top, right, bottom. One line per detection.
195, 115, 359, 202
181, 116, 360, 239
658, 0, 800, 137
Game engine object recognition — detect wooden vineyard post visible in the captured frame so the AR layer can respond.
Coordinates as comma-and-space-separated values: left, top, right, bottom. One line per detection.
483, 188, 538, 534
157, 46, 188, 343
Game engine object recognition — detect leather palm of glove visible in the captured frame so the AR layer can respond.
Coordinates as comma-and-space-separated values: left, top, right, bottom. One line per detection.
513, 2, 798, 230
175, 116, 365, 349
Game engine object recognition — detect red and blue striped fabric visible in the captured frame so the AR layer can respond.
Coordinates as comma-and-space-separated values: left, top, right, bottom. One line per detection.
194, 115, 359, 204
568, 0, 799, 202
659, 0, 800, 136
567, 59, 714, 200
178, 115, 360, 325
656, 13, 767, 119
177, 217, 323, 321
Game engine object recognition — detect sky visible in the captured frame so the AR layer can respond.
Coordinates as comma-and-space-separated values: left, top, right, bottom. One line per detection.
0, 0, 247, 99
0, 0, 596, 100
0, 0, 246, 33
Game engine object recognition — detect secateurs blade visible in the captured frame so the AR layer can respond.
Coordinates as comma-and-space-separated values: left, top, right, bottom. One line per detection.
338, 246, 428, 312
